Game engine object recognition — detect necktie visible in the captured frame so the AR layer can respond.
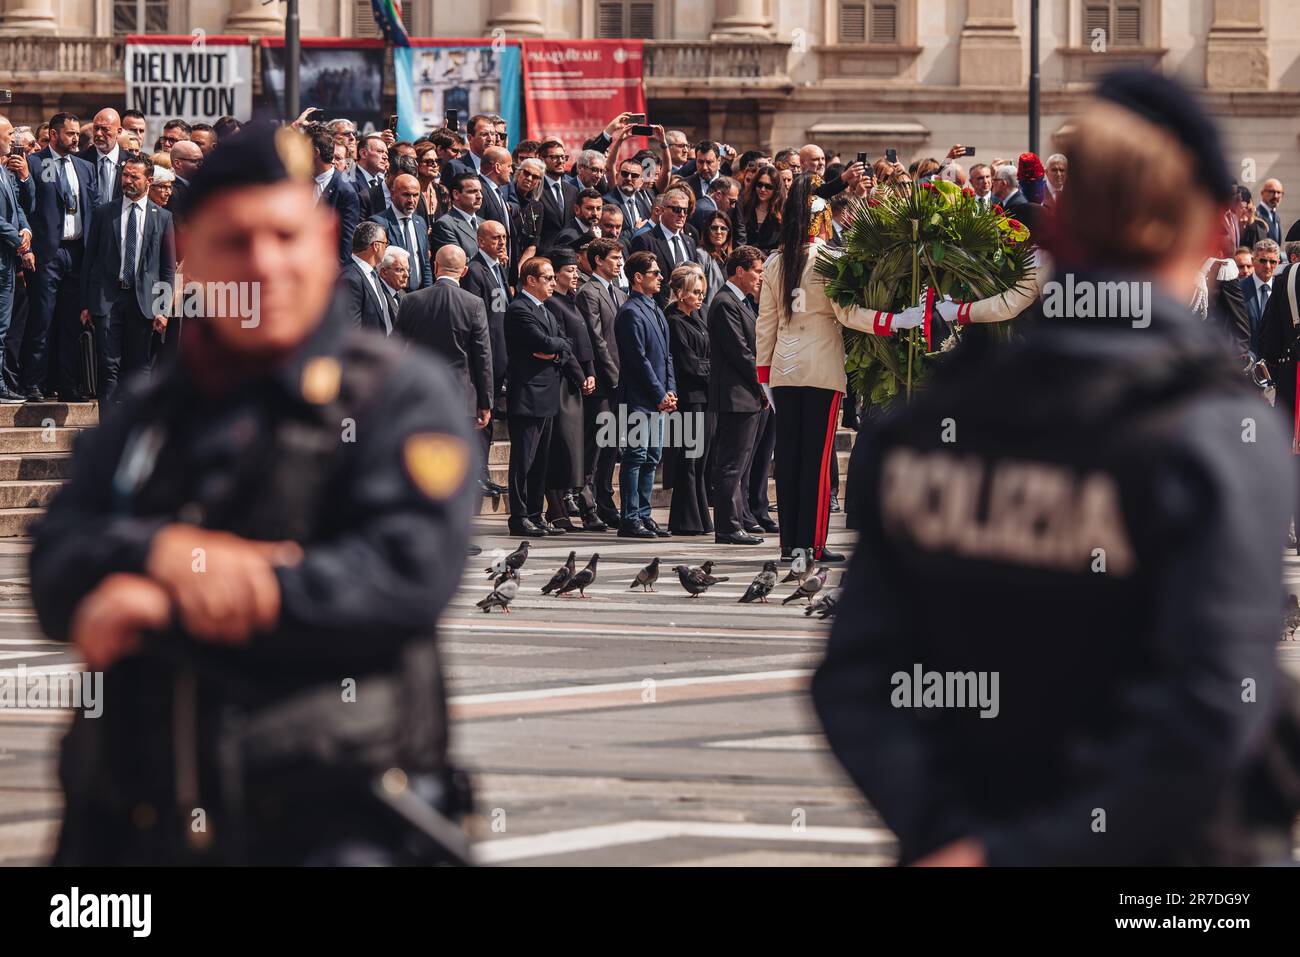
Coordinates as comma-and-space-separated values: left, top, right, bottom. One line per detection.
101, 156, 114, 197
670, 234, 684, 266
1260, 284, 1270, 314
402, 217, 419, 287
493, 262, 507, 295
607, 282, 619, 312
552, 181, 562, 207
370, 271, 391, 334
122, 203, 138, 285
57, 157, 74, 211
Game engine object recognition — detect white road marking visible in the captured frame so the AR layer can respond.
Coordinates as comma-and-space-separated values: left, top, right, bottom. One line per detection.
702, 734, 826, 751
441, 622, 818, 644
476, 819, 892, 864
452, 668, 812, 705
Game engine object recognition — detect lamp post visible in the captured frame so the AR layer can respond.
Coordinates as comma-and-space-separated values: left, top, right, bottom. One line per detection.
1028, 0, 1040, 155
285, 0, 300, 120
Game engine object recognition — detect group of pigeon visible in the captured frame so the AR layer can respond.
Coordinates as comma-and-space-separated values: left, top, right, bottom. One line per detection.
475, 541, 844, 619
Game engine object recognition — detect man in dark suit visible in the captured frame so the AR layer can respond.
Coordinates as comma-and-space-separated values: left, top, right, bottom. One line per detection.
369, 173, 432, 292
0, 115, 32, 403
350, 132, 389, 219
78, 108, 124, 204
546, 187, 603, 257
307, 124, 359, 266
430, 172, 482, 258
708, 246, 767, 545
395, 244, 493, 434
504, 256, 571, 536
684, 142, 722, 200
1258, 179, 1285, 245
614, 250, 676, 538
630, 186, 696, 308
537, 139, 578, 256
78, 153, 174, 402
461, 218, 512, 495
604, 158, 652, 235
1242, 239, 1281, 355
1257, 261, 1299, 438
574, 237, 625, 527
168, 140, 203, 222
338, 220, 392, 334
18, 112, 100, 401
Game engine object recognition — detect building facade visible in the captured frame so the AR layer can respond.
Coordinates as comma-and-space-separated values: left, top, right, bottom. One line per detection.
1, 1, 1297, 213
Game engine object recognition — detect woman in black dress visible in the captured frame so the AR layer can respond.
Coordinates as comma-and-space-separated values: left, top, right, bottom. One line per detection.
543, 249, 597, 531
663, 264, 714, 536
741, 163, 786, 253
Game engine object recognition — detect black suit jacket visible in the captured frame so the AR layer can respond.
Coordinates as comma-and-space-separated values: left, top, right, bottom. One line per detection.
547, 290, 594, 390
338, 258, 391, 334
462, 254, 512, 397
707, 283, 763, 413
320, 169, 360, 266
351, 168, 387, 220
1256, 263, 1299, 423
395, 278, 493, 415
547, 220, 597, 257
667, 304, 710, 405
604, 189, 651, 232
429, 209, 479, 258
81, 197, 176, 319
79, 146, 124, 203
575, 276, 623, 396
1208, 270, 1251, 361
630, 226, 697, 308
169, 176, 191, 222
369, 206, 433, 290
538, 177, 578, 253
504, 294, 570, 417
25, 146, 99, 260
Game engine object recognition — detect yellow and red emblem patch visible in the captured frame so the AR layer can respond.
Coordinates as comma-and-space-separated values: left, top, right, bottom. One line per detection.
403, 432, 470, 501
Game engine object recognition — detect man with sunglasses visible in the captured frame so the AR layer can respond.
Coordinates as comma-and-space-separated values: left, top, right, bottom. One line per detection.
537, 139, 578, 254
630, 187, 697, 308
1243, 239, 1281, 354
605, 158, 652, 236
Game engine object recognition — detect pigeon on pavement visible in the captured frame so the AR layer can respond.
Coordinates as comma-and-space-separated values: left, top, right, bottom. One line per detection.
541, 550, 577, 594
556, 553, 600, 598
486, 541, 530, 578
674, 564, 723, 597
477, 569, 519, 613
783, 566, 828, 605
630, 557, 661, 592
739, 561, 779, 603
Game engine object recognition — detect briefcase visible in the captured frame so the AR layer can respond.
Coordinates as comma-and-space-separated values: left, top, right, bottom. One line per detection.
79, 326, 97, 399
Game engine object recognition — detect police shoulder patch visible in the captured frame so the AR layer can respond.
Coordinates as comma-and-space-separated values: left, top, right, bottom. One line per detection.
404, 432, 470, 501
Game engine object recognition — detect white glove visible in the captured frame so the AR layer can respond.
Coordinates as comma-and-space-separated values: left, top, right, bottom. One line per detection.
934, 299, 960, 323
892, 305, 927, 330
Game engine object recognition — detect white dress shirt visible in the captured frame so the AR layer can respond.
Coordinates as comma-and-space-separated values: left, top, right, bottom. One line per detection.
118, 194, 148, 282
314, 167, 334, 202
51, 148, 84, 241
351, 254, 391, 332
95, 144, 120, 201
660, 223, 688, 265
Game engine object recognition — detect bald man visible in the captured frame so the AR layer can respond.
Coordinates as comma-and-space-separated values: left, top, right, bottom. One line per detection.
368, 172, 431, 292
0, 115, 33, 402
395, 243, 494, 434
461, 219, 512, 490
169, 140, 203, 219
79, 108, 123, 202
1259, 178, 1286, 245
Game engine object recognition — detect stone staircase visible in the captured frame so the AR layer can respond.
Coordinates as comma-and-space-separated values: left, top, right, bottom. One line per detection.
0, 402, 97, 537
0, 407, 856, 531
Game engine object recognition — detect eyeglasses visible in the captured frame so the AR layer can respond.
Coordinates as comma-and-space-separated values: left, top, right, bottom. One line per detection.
709, 224, 729, 232
545, 153, 569, 162
645, 268, 662, 276
1257, 258, 1280, 265
664, 205, 688, 215
619, 170, 641, 179
160, 135, 182, 145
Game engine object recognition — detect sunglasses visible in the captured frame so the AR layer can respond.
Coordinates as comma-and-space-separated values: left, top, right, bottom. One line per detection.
709, 224, 729, 232
755, 182, 773, 190
664, 205, 688, 215
620, 170, 641, 179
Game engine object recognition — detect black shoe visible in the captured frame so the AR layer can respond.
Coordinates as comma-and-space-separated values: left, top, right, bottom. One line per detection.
642, 517, 671, 538
596, 506, 621, 527
479, 479, 502, 496
618, 520, 657, 539
564, 492, 582, 517
829, 494, 841, 513
487, 481, 508, 495
467, 544, 483, 556
508, 518, 547, 538
22, 388, 45, 403
757, 519, 779, 534
582, 515, 608, 532
549, 517, 578, 533
537, 520, 566, 535
817, 546, 846, 562
744, 523, 765, 534
0, 386, 24, 404
716, 531, 764, 545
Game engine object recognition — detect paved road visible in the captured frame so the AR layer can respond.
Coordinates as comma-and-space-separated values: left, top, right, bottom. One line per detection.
2, 517, 1299, 866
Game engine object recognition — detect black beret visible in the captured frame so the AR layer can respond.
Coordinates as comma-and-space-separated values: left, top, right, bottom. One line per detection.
181, 119, 314, 217
1287, 219, 1300, 244
549, 247, 579, 267
1095, 69, 1233, 201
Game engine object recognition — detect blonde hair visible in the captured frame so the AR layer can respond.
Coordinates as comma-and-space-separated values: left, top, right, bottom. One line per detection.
1057, 100, 1212, 267
666, 263, 706, 309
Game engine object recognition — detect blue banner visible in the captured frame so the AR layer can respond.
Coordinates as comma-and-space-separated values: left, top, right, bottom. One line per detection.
395, 42, 522, 149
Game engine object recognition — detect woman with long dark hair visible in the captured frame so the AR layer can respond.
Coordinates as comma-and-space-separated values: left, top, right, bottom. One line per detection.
755, 172, 912, 562
741, 163, 785, 253
695, 211, 732, 311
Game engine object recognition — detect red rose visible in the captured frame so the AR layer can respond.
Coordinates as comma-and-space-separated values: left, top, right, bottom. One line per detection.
1007, 218, 1023, 230
962, 186, 974, 196
992, 204, 1004, 215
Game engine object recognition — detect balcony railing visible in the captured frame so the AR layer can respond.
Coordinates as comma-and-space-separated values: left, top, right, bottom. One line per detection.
0, 36, 124, 75
643, 40, 791, 83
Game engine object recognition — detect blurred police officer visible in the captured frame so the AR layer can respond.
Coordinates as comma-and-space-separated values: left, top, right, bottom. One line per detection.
30, 122, 477, 866
813, 72, 1298, 866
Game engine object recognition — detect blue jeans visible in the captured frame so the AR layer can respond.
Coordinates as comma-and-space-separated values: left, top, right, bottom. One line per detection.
620, 410, 662, 524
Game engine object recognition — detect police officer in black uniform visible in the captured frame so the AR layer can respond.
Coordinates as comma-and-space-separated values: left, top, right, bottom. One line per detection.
30, 122, 478, 865
813, 72, 1298, 866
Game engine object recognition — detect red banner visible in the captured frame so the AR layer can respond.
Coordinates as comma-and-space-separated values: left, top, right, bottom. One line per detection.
521, 39, 645, 149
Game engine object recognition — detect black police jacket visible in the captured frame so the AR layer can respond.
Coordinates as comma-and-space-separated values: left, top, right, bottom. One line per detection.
814, 274, 1296, 865
29, 304, 478, 860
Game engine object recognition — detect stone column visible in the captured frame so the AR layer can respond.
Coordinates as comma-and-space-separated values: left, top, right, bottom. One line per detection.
1205, 0, 1268, 90
958, 0, 1023, 87
2, 0, 58, 35
224, 0, 285, 36
711, 0, 772, 39
487, 0, 545, 38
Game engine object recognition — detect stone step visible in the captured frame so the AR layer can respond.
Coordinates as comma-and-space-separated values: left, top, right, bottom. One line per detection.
0, 507, 44, 538
0, 428, 82, 455
0, 480, 62, 509
0, 453, 74, 481
0, 402, 100, 428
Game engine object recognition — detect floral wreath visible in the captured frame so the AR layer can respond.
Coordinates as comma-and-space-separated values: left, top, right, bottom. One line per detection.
807, 174, 832, 241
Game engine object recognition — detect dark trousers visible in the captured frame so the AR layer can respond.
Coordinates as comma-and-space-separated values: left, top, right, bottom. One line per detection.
507, 414, 552, 521
478, 421, 494, 483
667, 402, 714, 534
23, 243, 85, 396
772, 386, 841, 557
580, 393, 617, 515
94, 295, 154, 403
0, 266, 13, 380
711, 409, 761, 535
747, 406, 776, 524
2, 268, 28, 392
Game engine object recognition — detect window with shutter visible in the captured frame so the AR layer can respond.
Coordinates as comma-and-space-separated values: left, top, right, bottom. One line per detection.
1114, 4, 1142, 45
1084, 2, 1144, 48
1083, 3, 1109, 40
112, 0, 170, 36
597, 1, 656, 38
354, 0, 407, 38
869, 2, 897, 43
839, 3, 866, 43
